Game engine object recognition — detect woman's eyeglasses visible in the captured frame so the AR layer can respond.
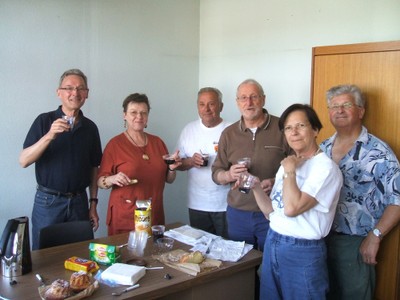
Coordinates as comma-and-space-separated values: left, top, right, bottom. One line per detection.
283, 122, 309, 133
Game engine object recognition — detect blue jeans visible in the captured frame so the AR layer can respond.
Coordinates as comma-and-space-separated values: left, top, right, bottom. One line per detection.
260, 229, 328, 300
227, 205, 269, 251
31, 190, 89, 250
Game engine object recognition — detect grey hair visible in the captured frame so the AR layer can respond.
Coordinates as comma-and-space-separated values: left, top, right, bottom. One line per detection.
236, 79, 265, 97
59, 69, 88, 88
326, 84, 365, 107
197, 87, 223, 105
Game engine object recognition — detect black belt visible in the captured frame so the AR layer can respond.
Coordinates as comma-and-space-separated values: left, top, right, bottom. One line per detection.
37, 185, 84, 198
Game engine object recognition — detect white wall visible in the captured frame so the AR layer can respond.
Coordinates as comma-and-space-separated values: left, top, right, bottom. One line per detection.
199, 0, 400, 119
1, 0, 399, 243
0, 0, 199, 239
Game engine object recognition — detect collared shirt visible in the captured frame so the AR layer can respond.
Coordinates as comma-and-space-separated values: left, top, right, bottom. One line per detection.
23, 106, 102, 193
320, 126, 400, 236
212, 109, 291, 211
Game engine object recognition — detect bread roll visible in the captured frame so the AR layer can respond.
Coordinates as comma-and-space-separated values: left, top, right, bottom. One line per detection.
69, 271, 91, 292
44, 279, 71, 300
179, 251, 205, 264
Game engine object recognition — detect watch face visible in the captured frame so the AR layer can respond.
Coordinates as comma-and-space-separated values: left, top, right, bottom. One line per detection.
373, 228, 381, 238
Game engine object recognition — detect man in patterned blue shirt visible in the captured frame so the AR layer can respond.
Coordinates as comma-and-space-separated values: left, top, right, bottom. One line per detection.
320, 84, 400, 300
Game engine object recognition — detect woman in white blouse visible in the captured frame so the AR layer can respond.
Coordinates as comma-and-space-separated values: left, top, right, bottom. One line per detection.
250, 104, 343, 300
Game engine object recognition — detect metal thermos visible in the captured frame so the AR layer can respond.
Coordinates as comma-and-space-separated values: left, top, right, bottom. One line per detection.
0, 216, 32, 278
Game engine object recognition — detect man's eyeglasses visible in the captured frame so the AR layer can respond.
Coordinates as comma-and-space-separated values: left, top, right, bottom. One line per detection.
59, 87, 89, 93
283, 122, 309, 133
328, 102, 358, 111
236, 95, 261, 102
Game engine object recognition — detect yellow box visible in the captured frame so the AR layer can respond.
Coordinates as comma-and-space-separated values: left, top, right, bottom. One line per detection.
64, 256, 99, 273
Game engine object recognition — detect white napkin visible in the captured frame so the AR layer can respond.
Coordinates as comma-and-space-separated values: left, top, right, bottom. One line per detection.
101, 263, 145, 286
169, 225, 206, 242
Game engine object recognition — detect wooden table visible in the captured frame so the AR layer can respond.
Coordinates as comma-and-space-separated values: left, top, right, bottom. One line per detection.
0, 224, 262, 299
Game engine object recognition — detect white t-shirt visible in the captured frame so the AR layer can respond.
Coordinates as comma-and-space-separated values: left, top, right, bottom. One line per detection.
176, 119, 231, 212
269, 152, 343, 239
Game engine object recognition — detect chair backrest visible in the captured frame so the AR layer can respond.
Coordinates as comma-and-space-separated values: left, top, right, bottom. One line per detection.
38, 220, 94, 249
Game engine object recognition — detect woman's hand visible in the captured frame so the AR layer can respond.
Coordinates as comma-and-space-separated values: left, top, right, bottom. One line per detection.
109, 172, 132, 187
260, 178, 275, 195
168, 150, 182, 171
280, 155, 305, 173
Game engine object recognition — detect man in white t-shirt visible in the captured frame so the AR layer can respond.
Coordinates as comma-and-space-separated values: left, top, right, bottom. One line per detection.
176, 87, 231, 237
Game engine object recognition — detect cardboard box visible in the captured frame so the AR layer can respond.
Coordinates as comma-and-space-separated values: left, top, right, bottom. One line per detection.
89, 243, 121, 266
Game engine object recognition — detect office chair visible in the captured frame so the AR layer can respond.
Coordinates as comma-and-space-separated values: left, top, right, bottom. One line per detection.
38, 220, 94, 249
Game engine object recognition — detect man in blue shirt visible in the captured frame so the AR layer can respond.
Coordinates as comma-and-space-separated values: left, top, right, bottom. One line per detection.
320, 84, 400, 299
20, 69, 102, 250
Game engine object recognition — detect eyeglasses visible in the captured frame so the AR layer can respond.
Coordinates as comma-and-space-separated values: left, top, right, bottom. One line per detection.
236, 95, 261, 102
283, 122, 309, 133
59, 87, 89, 93
130, 111, 149, 117
328, 102, 358, 111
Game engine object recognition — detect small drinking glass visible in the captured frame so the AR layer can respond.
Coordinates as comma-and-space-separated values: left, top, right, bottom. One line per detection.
156, 237, 174, 253
238, 172, 256, 194
62, 115, 75, 130
151, 225, 165, 242
237, 157, 251, 169
200, 153, 209, 167
162, 154, 175, 165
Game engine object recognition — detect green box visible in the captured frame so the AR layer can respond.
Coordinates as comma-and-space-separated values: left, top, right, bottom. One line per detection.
89, 243, 121, 266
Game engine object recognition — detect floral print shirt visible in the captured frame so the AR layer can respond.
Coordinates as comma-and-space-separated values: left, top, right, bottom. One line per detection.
320, 126, 400, 236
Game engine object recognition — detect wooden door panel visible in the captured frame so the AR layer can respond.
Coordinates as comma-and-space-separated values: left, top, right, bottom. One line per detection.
311, 41, 400, 300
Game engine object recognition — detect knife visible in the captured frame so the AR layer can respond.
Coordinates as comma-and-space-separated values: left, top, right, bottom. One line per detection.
112, 283, 140, 296
35, 274, 46, 286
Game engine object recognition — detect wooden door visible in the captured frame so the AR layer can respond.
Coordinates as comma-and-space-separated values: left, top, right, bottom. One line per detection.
310, 40, 400, 300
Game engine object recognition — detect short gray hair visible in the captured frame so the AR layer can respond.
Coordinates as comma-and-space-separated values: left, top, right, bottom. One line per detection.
59, 69, 88, 88
236, 79, 265, 97
197, 87, 223, 104
326, 84, 365, 107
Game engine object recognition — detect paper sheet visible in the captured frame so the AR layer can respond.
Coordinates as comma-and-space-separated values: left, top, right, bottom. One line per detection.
165, 225, 253, 262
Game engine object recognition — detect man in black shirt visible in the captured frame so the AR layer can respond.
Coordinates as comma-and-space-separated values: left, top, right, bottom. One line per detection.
20, 69, 102, 250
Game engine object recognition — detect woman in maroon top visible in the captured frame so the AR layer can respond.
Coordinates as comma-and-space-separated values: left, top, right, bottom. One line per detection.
98, 93, 181, 235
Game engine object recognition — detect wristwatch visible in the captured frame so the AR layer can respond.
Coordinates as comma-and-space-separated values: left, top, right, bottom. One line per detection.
372, 228, 383, 240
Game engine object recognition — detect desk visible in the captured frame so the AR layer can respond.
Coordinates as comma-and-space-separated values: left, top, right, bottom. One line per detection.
0, 225, 262, 299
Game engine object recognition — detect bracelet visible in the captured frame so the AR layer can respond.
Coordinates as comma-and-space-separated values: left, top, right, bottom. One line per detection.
282, 171, 296, 179
102, 176, 111, 189
90, 198, 98, 204
168, 166, 175, 172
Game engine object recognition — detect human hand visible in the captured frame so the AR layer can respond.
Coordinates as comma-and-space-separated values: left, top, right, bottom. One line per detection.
109, 172, 132, 187
260, 178, 274, 195
47, 118, 71, 139
169, 150, 182, 170
188, 152, 203, 168
359, 232, 381, 265
89, 209, 99, 231
228, 163, 248, 182
280, 155, 304, 172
